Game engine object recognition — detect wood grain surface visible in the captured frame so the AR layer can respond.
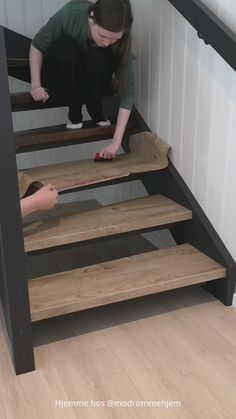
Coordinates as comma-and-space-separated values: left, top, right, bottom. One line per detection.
29, 244, 226, 321
18, 131, 170, 197
23, 195, 192, 252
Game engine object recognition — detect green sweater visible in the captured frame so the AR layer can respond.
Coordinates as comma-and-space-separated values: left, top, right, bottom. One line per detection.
32, 0, 134, 110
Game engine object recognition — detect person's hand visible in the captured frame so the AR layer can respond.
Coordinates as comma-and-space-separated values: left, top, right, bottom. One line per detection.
33, 184, 58, 211
30, 86, 49, 103
98, 138, 121, 159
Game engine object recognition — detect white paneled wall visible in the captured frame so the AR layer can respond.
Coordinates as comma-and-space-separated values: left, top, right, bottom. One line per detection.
132, 0, 236, 301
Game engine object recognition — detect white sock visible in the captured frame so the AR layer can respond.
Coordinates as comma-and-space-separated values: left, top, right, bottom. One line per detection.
66, 121, 83, 129
96, 120, 111, 127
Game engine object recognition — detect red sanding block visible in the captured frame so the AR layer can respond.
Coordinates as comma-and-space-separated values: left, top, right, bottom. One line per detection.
94, 152, 113, 161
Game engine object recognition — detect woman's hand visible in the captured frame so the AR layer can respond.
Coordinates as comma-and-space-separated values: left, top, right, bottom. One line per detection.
21, 184, 58, 217
99, 138, 121, 159
30, 86, 49, 103
99, 108, 131, 159
33, 184, 58, 211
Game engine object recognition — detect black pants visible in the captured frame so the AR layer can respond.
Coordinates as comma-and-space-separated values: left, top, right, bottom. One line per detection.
10, 37, 116, 123
41, 37, 115, 123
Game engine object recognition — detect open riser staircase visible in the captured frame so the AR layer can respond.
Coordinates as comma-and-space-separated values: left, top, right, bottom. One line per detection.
0, 26, 235, 375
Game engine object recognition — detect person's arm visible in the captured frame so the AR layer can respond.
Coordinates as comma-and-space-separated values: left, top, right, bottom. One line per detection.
29, 44, 49, 102
99, 107, 131, 159
29, 2, 71, 103
20, 184, 58, 218
99, 53, 135, 159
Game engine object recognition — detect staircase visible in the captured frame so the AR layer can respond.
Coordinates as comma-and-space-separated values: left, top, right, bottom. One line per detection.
0, 26, 235, 375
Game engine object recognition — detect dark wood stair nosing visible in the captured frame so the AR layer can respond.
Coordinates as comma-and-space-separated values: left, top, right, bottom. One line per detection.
8, 58, 29, 67
11, 91, 66, 112
15, 120, 140, 152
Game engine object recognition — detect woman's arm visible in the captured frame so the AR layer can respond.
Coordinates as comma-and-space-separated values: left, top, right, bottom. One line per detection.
99, 107, 131, 159
20, 184, 58, 218
29, 44, 49, 102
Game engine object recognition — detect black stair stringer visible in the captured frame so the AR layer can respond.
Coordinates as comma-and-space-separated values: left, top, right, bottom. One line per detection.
4, 27, 31, 59
142, 167, 236, 306
131, 108, 236, 306
4, 27, 31, 81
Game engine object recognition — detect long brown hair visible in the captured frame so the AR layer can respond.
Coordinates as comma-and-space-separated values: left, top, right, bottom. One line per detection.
88, 0, 133, 94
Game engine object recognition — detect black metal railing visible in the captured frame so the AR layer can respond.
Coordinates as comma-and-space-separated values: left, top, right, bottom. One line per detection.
167, 0, 236, 71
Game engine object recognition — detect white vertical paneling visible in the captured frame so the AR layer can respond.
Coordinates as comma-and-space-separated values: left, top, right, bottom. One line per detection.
20, 0, 43, 37
4, 0, 25, 33
201, 0, 220, 16
0, 0, 8, 27
205, 59, 235, 231
191, 43, 217, 208
41, 0, 68, 27
220, 80, 236, 257
138, 0, 150, 122
148, 0, 161, 134
132, 0, 143, 109
168, 10, 187, 168
218, 0, 236, 31
133, 0, 236, 287
158, 0, 175, 143
180, 24, 201, 186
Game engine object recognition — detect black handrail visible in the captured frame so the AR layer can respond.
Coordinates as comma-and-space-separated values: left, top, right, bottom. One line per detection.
167, 0, 236, 71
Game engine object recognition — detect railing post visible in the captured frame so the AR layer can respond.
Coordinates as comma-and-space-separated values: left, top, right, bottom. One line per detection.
0, 26, 35, 375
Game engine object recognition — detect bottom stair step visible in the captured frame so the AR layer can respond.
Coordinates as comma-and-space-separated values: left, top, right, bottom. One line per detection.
29, 244, 226, 321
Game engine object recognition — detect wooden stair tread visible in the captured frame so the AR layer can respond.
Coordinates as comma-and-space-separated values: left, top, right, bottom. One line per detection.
11, 90, 121, 113
8, 58, 29, 67
23, 195, 192, 252
18, 131, 170, 198
28, 243, 226, 321
15, 119, 138, 150
11, 91, 65, 111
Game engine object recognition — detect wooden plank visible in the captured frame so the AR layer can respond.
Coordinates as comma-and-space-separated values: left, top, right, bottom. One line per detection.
28, 244, 226, 321
18, 131, 170, 197
15, 121, 137, 152
7, 58, 29, 67
15, 123, 116, 147
23, 195, 192, 252
15, 120, 138, 150
11, 92, 66, 111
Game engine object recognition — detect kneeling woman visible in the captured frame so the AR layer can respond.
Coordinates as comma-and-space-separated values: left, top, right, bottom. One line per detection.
29, 0, 135, 159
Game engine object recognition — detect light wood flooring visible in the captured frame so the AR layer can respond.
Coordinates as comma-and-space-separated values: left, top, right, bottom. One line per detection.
1, 286, 236, 418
